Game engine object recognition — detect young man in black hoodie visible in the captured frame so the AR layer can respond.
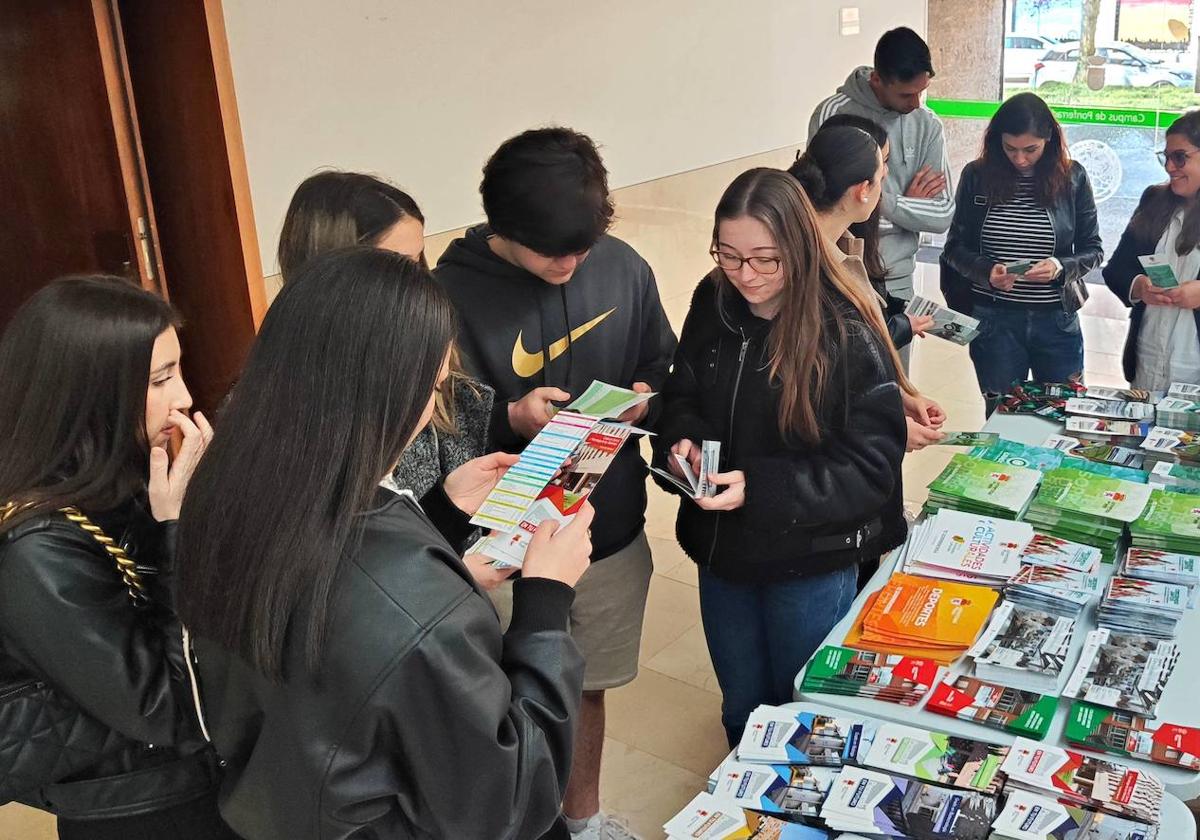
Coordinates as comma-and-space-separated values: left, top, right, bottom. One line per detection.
435, 127, 676, 840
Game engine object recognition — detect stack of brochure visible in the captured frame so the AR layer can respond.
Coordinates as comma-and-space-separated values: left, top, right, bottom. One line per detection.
967, 600, 1077, 694
862, 722, 1009, 796
798, 645, 939, 706
1004, 563, 1101, 611
1017, 533, 1101, 574
1022, 466, 1153, 563
924, 455, 1041, 520
709, 758, 836, 820
1064, 416, 1152, 449
663, 792, 829, 840
896, 509, 1033, 585
1096, 577, 1188, 638
842, 573, 999, 665
737, 705, 877, 767
1156, 396, 1200, 432
1064, 629, 1180, 717
1122, 546, 1200, 589
1000, 737, 1165, 823
1140, 426, 1200, 469
925, 674, 1056, 740
990, 791, 1160, 840
1066, 700, 1200, 771
818, 766, 996, 839
1065, 397, 1156, 423
1066, 442, 1146, 470
970, 439, 1065, 472
997, 381, 1086, 422
1085, 386, 1152, 402
1129, 488, 1200, 556
1147, 459, 1200, 491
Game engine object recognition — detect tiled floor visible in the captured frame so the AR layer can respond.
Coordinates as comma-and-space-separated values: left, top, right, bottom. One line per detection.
0, 148, 1141, 839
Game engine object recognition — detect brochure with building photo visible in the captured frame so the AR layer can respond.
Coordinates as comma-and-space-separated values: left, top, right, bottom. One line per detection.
1018, 533, 1102, 574
1066, 701, 1200, 772
709, 759, 835, 818
863, 722, 1009, 795
1063, 629, 1180, 717
926, 674, 1056, 740
968, 601, 1075, 694
737, 703, 878, 766
990, 790, 1160, 840
905, 295, 980, 345
1000, 738, 1164, 824
820, 766, 996, 839
799, 645, 940, 706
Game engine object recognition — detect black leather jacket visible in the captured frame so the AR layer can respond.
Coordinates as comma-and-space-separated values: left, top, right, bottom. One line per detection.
941, 159, 1103, 313
652, 277, 908, 585
193, 486, 583, 840
0, 500, 220, 819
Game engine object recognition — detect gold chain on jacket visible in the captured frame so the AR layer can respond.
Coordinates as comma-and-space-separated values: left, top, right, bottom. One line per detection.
2, 501, 148, 605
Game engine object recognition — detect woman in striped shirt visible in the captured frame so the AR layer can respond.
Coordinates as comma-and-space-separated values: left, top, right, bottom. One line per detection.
942, 92, 1103, 395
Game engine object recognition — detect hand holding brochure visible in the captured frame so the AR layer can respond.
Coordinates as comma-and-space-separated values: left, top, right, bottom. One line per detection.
650, 440, 721, 500
469, 398, 635, 567
905, 295, 980, 345
563, 380, 655, 418
1139, 253, 1180, 289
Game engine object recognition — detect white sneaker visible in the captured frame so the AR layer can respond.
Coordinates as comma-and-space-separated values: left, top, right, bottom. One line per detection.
569, 812, 642, 840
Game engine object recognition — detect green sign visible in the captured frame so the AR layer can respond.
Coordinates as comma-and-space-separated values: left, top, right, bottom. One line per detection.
926, 98, 1181, 130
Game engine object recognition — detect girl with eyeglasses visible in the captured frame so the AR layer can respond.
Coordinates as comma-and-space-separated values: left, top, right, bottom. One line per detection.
652, 169, 909, 746
1103, 110, 1200, 389
942, 92, 1103, 396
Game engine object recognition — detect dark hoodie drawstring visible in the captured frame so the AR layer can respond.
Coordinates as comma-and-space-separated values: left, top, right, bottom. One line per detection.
559, 284, 574, 389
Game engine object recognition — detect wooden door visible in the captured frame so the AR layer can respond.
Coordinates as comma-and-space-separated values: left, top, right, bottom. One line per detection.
118, 0, 265, 411
0, 0, 162, 328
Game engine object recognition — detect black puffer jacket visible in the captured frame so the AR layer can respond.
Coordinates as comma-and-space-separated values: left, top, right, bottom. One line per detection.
653, 276, 908, 585
0, 500, 220, 819
193, 486, 582, 840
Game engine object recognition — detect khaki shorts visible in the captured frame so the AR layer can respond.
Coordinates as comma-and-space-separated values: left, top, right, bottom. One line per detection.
491, 530, 654, 691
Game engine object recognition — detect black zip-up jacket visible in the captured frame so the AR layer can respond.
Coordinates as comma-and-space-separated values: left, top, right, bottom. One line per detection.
940, 160, 1103, 314
1103, 184, 1200, 382
193, 486, 582, 840
435, 226, 677, 560
652, 276, 908, 585
0, 500, 220, 819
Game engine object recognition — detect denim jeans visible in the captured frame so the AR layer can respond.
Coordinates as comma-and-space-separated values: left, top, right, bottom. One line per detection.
698, 564, 859, 747
968, 302, 1084, 395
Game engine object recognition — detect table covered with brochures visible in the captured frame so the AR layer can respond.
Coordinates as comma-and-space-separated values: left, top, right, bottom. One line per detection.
792, 411, 1200, 809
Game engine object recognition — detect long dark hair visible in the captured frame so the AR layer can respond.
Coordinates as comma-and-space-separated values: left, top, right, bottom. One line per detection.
1130, 110, 1200, 255
0, 276, 178, 533
711, 169, 912, 444
277, 171, 426, 279
790, 117, 888, 283
176, 247, 455, 681
979, 92, 1070, 206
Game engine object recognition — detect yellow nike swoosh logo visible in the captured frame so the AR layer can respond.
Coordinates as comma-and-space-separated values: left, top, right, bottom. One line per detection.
511, 308, 616, 378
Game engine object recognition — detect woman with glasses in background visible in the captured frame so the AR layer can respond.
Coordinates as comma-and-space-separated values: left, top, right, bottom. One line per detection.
942, 92, 1102, 396
652, 169, 909, 746
1104, 110, 1200, 389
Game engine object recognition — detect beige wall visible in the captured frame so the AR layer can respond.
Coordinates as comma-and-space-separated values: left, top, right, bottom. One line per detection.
221, 0, 927, 272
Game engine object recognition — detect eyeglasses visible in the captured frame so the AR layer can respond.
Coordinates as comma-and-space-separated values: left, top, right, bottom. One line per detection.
1157, 148, 1200, 168
710, 250, 782, 274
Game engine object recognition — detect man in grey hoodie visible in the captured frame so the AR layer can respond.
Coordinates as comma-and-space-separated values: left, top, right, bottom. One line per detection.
809, 27, 955, 367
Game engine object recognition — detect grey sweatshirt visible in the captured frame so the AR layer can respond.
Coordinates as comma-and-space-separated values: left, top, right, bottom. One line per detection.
809, 66, 955, 297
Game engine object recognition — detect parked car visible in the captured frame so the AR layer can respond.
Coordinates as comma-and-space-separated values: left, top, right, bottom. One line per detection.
1032, 41, 1195, 89
1004, 34, 1059, 82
